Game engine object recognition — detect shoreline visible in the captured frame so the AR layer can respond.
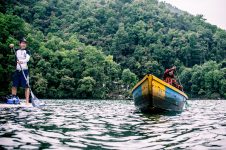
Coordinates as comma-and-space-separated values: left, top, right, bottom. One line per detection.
17, 98, 225, 101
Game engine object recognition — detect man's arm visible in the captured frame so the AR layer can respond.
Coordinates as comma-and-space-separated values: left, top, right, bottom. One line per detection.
21, 50, 30, 64
164, 66, 176, 74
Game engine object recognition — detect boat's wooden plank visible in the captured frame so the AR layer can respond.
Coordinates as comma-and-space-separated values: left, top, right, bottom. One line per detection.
131, 75, 149, 92
152, 75, 188, 99
132, 74, 188, 112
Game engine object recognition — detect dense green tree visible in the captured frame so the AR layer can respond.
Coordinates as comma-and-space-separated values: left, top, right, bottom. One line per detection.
181, 61, 225, 99
0, 0, 225, 99
77, 76, 96, 98
112, 23, 130, 59
0, 13, 27, 95
32, 73, 48, 97
122, 69, 138, 90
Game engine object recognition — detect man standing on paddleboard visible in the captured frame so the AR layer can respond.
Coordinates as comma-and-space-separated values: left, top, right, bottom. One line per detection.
9, 38, 30, 104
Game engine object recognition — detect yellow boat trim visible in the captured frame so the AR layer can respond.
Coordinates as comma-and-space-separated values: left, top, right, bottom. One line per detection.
131, 75, 149, 92
152, 75, 188, 99
131, 74, 188, 99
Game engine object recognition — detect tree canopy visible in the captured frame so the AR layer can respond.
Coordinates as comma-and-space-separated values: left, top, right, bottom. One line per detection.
0, 0, 225, 99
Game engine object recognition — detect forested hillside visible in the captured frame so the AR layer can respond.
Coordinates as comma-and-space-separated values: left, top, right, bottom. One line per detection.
0, 0, 225, 99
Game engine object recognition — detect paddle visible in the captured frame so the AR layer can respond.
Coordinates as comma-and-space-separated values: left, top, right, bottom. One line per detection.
10, 46, 44, 108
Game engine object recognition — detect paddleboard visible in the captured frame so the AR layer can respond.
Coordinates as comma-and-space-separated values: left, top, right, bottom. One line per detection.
0, 103, 33, 108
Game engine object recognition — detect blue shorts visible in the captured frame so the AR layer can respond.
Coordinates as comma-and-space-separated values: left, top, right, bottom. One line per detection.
12, 70, 29, 88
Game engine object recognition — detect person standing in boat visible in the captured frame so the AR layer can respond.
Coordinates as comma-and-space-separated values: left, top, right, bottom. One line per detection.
163, 66, 183, 90
9, 38, 31, 104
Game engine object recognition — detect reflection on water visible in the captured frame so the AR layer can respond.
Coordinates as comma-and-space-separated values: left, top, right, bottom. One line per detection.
0, 100, 226, 149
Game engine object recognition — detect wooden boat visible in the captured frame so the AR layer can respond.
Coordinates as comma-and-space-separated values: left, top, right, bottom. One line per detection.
131, 74, 188, 112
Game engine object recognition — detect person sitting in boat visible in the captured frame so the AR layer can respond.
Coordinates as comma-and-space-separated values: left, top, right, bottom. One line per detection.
163, 66, 183, 90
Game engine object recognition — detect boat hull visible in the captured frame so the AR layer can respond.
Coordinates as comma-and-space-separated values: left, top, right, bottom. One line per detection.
132, 74, 188, 112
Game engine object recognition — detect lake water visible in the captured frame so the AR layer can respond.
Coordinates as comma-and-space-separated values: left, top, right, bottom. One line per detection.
0, 100, 226, 149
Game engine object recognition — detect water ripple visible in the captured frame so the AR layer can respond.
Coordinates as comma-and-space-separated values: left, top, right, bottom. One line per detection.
1, 100, 226, 149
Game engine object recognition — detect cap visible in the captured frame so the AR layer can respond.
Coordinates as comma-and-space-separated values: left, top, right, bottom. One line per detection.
20, 38, 27, 43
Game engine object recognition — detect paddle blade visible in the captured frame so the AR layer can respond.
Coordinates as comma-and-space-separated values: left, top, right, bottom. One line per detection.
31, 97, 44, 107
30, 91, 45, 108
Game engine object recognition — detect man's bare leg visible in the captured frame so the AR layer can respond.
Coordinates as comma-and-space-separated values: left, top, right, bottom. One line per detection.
25, 88, 30, 104
12, 87, 17, 95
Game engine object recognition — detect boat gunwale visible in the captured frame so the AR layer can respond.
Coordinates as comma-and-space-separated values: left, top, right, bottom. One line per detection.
131, 74, 188, 99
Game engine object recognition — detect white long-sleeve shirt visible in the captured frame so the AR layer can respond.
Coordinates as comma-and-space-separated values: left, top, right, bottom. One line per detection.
16, 49, 30, 70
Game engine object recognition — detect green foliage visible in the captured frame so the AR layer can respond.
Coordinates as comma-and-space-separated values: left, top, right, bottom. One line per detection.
32, 73, 48, 97
181, 61, 226, 99
220, 79, 226, 98
122, 69, 138, 89
0, 0, 225, 99
0, 13, 27, 95
77, 76, 96, 98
